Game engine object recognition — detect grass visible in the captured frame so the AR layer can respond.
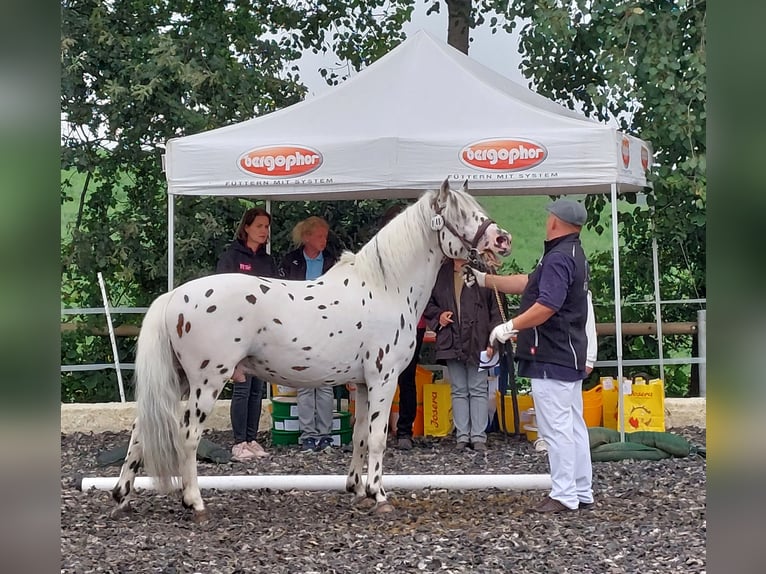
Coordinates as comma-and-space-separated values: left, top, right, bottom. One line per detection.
61, 170, 615, 272
478, 194, 615, 272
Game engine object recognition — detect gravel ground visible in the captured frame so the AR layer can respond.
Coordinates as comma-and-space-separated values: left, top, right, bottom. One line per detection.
61, 427, 706, 574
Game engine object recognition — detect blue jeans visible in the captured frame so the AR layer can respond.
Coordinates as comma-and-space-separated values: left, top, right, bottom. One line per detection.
230, 376, 264, 444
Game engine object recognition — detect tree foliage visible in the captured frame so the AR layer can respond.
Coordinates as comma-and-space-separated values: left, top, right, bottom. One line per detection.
430, 0, 705, 392
60, 0, 414, 400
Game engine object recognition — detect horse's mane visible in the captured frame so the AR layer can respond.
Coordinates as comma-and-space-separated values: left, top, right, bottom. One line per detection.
335, 190, 437, 288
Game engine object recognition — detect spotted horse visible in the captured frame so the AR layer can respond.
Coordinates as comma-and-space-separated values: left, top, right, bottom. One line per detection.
111, 178, 512, 522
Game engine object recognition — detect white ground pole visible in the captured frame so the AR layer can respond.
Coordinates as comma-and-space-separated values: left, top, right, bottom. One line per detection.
610, 183, 626, 442
97, 272, 126, 403
80, 474, 552, 492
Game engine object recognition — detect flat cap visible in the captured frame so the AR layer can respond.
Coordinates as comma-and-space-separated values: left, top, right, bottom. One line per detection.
546, 199, 587, 226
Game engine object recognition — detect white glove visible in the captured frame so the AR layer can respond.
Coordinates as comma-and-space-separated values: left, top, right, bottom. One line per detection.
489, 320, 516, 345
461, 265, 486, 288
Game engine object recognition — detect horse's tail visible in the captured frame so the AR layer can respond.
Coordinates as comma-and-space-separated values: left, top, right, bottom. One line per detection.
135, 291, 184, 493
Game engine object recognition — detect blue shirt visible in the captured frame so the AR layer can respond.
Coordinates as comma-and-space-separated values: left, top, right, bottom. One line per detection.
304, 252, 324, 280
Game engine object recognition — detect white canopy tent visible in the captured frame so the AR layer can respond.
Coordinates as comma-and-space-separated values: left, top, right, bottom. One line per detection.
163, 29, 654, 438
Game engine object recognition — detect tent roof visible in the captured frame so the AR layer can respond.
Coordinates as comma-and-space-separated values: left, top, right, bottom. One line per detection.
164, 30, 652, 199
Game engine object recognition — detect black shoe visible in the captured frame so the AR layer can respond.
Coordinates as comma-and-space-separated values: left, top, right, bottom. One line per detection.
316, 436, 334, 451
301, 438, 317, 452
578, 501, 595, 511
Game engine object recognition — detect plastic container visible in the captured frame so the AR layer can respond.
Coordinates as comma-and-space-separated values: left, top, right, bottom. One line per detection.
271, 429, 300, 445
495, 391, 534, 433
523, 424, 538, 441
522, 408, 538, 441
582, 383, 603, 427
271, 396, 298, 418
423, 382, 453, 437
272, 414, 300, 432
332, 428, 352, 446
271, 383, 297, 397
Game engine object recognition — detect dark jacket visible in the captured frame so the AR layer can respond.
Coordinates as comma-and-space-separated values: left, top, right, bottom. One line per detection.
515, 233, 589, 371
424, 261, 503, 365
216, 239, 278, 278
279, 247, 337, 280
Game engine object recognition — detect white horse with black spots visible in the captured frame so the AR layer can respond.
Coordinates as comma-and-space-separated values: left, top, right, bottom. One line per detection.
111, 179, 511, 521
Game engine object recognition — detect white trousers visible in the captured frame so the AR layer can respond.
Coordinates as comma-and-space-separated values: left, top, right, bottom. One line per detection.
531, 377, 593, 509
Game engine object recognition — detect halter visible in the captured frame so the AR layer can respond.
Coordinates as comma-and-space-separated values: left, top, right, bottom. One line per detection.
430, 199, 496, 271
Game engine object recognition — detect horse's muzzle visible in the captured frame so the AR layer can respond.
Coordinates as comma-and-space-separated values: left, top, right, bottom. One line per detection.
494, 231, 512, 256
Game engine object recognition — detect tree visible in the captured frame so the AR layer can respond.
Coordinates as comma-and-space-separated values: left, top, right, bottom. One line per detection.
429, 0, 706, 393
60, 0, 414, 400
494, 0, 706, 393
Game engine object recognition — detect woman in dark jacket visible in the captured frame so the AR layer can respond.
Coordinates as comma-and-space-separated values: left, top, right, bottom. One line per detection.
216, 206, 278, 462
424, 258, 502, 451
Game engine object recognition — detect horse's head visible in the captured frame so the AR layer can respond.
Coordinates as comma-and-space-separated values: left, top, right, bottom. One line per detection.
430, 178, 512, 271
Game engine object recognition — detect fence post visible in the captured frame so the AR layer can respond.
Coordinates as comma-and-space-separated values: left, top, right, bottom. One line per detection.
697, 309, 706, 397
97, 272, 127, 402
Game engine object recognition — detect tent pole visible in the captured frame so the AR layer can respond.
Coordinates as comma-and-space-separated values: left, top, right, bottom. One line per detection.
610, 183, 625, 442
652, 231, 665, 381
168, 192, 175, 291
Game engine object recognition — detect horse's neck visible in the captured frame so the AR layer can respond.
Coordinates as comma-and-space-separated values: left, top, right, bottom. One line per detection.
354, 199, 443, 318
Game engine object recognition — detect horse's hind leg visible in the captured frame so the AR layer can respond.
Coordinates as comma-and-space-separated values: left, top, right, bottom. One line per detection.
178, 375, 226, 523
111, 422, 143, 519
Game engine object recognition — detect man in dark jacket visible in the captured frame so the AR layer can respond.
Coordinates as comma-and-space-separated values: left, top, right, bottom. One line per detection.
470, 198, 594, 513
424, 258, 502, 452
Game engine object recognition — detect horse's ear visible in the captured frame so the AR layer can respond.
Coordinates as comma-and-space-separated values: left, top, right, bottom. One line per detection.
462, 180, 469, 192
438, 178, 451, 203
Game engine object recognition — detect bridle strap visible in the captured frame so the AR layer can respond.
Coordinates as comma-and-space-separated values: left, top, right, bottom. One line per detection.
432, 200, 496, 258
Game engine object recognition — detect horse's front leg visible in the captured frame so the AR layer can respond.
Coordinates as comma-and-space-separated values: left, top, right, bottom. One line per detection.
347, 383, 369, 503
179, 376, 226, 523
364, 376, 398, 514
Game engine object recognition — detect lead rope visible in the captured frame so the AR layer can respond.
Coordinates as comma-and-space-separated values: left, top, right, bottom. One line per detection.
490, 276, 521, 437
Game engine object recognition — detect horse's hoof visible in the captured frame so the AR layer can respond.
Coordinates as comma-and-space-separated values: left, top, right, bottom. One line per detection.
191, 509, 210, 523
374, 502, 395, 514
110, 504, 132, 520
353, 496, 375, 509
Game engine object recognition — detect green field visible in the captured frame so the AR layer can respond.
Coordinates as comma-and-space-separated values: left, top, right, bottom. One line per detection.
477, 195, 614, 272
61, 170, 614, 274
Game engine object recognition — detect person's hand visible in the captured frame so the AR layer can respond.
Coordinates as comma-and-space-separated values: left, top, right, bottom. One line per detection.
585, 366, 594, 376
489, 320, 516, 345
461, 264, 486, 288
485, 346, 494, 359
438, 310, 454, 328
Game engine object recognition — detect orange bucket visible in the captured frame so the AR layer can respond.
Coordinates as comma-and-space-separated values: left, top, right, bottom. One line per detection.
582, 383, 603, 427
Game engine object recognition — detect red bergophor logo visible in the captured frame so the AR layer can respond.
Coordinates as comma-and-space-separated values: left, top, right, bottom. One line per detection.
239, 145, 323, 177
641, 146, 649, 170
460, 139, 547, 171
621, 137, 630, 168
